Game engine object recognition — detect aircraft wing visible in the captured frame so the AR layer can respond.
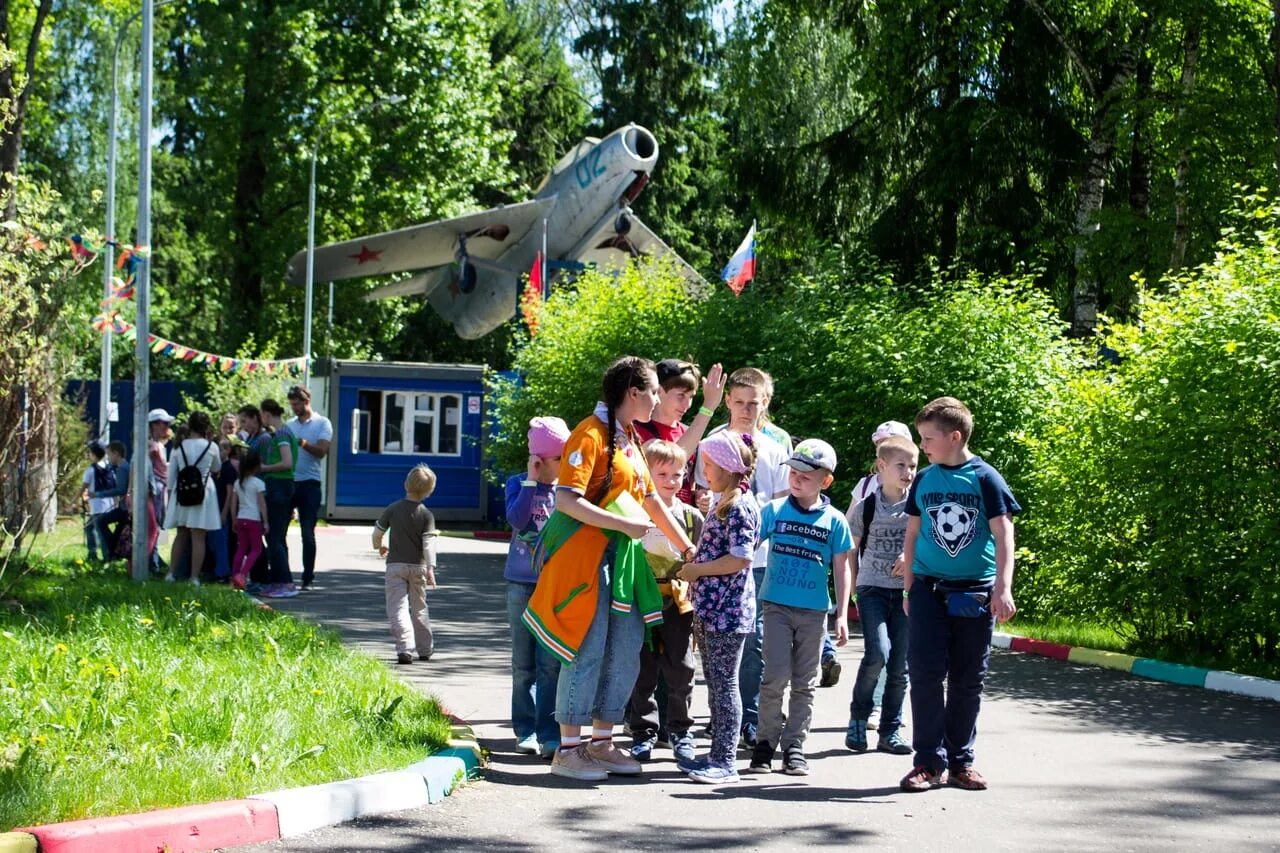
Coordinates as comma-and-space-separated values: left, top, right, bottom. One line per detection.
285, 198, 555, 285
575, 213, 706, 287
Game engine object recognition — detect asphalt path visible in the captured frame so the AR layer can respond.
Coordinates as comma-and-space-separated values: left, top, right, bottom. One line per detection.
240, 526, 1280, 852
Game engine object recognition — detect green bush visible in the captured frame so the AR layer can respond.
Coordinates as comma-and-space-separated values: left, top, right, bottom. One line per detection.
487, 258, 702, 475
489, 253, 1073, 508
1022, 205, 1280, 667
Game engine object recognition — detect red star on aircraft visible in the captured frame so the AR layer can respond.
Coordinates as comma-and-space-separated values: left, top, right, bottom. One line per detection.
350, 244, 381, 264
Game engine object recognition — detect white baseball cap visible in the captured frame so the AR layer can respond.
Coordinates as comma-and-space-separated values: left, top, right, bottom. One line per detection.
871, 420, 911, 444
147, 408, 176, 424
786, 438, 838, 474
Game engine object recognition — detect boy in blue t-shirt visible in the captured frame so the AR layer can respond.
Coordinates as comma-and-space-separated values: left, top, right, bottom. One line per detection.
900, 397, 1020, 794
748, 439, 853, 776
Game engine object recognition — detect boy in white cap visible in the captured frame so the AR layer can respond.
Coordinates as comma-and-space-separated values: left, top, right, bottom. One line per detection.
748, 438, 854, 776
843, 419, 912, 723
147, 408, 176, 572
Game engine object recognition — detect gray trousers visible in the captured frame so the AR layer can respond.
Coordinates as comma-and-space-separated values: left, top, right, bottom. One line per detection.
757, 602, 826, 749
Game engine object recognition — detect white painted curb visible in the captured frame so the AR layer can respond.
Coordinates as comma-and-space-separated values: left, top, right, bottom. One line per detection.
1204, 670, 1280, 702
991, 632, 1013, 649
250, 769, 430, 838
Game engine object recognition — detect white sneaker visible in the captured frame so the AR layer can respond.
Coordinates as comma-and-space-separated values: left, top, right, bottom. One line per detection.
550, 745, 608, 781
586, 739, 642, 775
515, 734, 539, 755
868, 707, 881, 731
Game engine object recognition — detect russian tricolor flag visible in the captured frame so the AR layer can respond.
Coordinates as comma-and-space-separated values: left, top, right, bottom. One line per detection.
721, 223, 756, 296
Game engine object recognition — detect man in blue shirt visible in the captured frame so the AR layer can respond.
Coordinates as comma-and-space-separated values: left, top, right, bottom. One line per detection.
287, 385, 333, 591
748, 438, 853, 777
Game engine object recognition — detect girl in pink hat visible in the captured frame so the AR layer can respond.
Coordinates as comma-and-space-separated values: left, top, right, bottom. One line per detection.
504, 416, 572, 758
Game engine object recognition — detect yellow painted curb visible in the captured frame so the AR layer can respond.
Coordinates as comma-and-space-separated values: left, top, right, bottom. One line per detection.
447, 738, 483, 761
1068, 647, 1138, 672
0, 832, 37, 853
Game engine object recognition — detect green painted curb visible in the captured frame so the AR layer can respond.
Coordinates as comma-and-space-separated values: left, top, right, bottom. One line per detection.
1132, 658, 1210, 687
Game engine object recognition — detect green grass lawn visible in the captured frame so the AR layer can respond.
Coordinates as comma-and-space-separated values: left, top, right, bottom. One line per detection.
0, 558, 454, 830
1001, 615, 1130, 654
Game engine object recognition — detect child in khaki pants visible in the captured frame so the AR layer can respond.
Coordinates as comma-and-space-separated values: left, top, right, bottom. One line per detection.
372, 465, 439, 664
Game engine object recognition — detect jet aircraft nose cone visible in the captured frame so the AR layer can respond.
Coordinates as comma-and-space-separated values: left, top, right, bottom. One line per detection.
622, 126, 658, 166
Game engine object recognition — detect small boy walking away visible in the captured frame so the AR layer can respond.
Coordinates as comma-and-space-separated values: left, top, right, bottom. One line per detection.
749, 439, 853, 777
82, 442, 116, 563
845, 435, 918, 756
504, 416, 570, 758
900, 397, 1020, 793
627, 439, 704, 766
373, 465, 440, 665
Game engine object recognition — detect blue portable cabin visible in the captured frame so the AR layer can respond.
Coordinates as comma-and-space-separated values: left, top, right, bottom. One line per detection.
317, 360, 489, 522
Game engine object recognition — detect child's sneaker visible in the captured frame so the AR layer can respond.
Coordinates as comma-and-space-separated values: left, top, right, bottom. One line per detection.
819, 656, 842, 687
747, 741, 775, 773
877, 730, 912, 755
845, 719, 869, 752
231, 574, 246, 591
630, 736, 656, 762
514, 734, 539, 755
396, 652, 413, 665
782, 745, 809, 776
671, 731, 696, 766
585, 739, 642, 775
900, 766, 946, 792
687, 764, 739, 784
537, 740, 560, 760
948, 766, 988, 790
550, 745, 608, 782
867, 706, 880, 731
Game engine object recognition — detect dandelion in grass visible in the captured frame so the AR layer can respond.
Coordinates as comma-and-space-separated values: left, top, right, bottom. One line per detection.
104, 663, 121, 679
311, 688, 324, 696
53, 642, 69, 655
0, 742, 21, 771
137, 617, 154, 627
31, 734, 47, 746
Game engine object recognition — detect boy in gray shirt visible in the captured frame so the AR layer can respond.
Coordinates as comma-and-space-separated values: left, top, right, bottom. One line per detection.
845, 435, 918, 755
372, 465, 439, 665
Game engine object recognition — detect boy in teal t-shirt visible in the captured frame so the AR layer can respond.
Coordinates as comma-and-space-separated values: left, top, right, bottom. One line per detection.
748, 439, 853, 777
900, 397, 1020, 794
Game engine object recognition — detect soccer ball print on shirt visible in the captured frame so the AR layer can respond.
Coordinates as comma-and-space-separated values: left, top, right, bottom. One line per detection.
926, 501, 977, 557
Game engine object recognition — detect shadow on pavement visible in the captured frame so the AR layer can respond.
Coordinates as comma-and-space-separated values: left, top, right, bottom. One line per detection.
985, 651, 1280, 761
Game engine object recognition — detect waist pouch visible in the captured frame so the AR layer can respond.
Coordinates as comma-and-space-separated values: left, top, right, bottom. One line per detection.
934, 579, 993, 619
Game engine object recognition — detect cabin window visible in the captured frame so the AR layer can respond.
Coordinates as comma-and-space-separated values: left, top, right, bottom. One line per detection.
351, 389, 463, 457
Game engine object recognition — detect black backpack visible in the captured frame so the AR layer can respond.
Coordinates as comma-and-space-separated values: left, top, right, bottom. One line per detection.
175, 441, 212, 507
93, 463, 117, 494
859, 493, 877, 559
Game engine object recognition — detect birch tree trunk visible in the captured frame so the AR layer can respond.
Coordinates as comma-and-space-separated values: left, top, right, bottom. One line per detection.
1170, 21, 1201, 272
1071, 51, 1135, 337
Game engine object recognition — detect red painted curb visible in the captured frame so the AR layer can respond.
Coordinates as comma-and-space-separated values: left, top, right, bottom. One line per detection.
1009, 636, 1073, 661
472, 530, 513, 541
21, 799, 280, 853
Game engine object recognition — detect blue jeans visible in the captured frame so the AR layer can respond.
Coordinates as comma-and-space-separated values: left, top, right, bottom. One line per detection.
292, 480, 322, 585
738, 566, 767, 727
507, 582, 561, 743
208, 521, 231, 579
851, 586, 908, 732
85, 513, 107, 561
554, 547, 643, 727
264, 478, 295, 584
907, 576, 995, 772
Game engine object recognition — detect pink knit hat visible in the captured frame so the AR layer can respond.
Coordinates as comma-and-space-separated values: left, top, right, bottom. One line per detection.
527, 416, 571, 458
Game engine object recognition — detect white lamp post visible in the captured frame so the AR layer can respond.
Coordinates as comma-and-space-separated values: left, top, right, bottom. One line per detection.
101, 0, 174, 444
302, 94, 405, 385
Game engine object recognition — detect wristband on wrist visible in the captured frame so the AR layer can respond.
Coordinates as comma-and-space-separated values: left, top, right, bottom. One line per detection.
697, 405, 714, 418
520, 479, 536, 487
